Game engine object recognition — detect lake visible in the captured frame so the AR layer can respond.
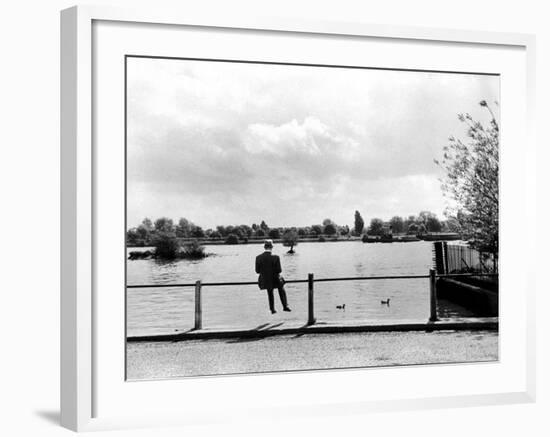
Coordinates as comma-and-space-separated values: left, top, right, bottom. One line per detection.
126, 241, 472, 336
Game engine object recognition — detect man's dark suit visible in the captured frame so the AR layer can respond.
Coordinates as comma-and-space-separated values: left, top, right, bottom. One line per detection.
255, 251, 289, 312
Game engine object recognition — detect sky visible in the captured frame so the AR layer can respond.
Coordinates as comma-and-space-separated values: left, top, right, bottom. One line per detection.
126, 57, 499, 230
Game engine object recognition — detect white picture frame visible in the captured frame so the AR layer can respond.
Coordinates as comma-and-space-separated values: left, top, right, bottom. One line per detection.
60, 5, 536, 432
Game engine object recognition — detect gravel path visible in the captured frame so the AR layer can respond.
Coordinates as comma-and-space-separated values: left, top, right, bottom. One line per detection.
127, 330, 498, 380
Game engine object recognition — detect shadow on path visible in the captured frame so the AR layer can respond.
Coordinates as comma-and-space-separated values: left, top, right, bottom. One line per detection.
225, 322, 286, 343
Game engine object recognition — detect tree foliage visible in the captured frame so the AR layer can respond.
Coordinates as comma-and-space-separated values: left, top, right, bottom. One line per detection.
154, 217, 174, 233
389, 216, 404, 234
181, 239, 206, 259
126, 228, 141, 246
425, 215, 442, 232
415, 211, 442, 233
367, 218, 384, 236
311, 225, 323, 236
191, 226, 205, 238
224, 234, 239, 245
176, 217, 194, 237
282, 229, 299, 253
435, 101, 499, 254
152, 231, 180, 259
324, 223, 337, 236
141, 218, 153, 231
126, 223, 152, 246
404, 215, 416, 231
354, 210, 365, 235
210, 230, 222, 239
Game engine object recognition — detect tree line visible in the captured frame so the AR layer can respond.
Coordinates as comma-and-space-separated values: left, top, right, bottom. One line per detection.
357, 210, 459, 237
126, 211, 454, 247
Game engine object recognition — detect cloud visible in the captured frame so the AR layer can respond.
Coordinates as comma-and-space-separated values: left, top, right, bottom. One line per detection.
244, 117, 360, 159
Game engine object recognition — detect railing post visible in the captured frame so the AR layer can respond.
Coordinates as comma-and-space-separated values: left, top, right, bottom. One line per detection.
443, 241, 449, 275
307, 273, 316, 326
194, 280, 202, 330
429, 269, 438, 322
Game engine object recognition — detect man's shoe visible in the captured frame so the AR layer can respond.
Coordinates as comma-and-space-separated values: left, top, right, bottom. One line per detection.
283, 307, 292, 312
271, 309, 277, 314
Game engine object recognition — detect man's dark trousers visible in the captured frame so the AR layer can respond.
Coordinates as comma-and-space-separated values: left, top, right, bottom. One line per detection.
266, 286, 289, 313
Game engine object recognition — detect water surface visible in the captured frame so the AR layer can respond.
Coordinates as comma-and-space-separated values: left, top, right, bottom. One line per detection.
126, 241, 470, 336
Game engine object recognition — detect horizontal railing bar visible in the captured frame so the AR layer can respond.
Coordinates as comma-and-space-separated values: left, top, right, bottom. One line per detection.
126, 273, 499, 289
126, 273, 466, 289
127, 282, 254, 288
314, 274, 429, 283
439, 273, 499, 278
127, 280, 306, 288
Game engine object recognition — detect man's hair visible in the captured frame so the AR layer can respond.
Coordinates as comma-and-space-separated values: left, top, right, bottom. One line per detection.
264, 239, 273, 249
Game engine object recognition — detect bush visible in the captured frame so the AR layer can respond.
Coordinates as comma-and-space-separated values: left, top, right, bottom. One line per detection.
191, 226, 205, 238
225, 234, 239, 245
283, 230, 298, 253
318, 236, 326, 242
126, 228, 140, 245
311, 225, 323, 235
128, 250, 153, 260
152, 232, 180, 259
209, 230, 222, 239
181, 240, 206, 259
361, 234, 370, 242
367, 218, 384, 236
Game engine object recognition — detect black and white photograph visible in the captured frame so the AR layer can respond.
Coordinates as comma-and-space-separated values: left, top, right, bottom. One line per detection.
125, 56, 499, 380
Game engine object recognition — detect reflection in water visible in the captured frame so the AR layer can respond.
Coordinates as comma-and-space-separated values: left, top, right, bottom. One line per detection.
126, 241, 468, 336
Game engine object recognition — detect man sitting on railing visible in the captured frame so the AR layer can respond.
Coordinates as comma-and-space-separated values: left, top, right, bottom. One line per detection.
255, 239, 291, 314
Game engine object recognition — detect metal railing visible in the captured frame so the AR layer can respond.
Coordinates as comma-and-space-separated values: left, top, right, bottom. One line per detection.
127, 270, 499, 330
445, 243, 498, 274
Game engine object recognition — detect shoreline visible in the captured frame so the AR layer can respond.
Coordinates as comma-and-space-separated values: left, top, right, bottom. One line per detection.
127, 234, 462, 248
127, 317, 498, 343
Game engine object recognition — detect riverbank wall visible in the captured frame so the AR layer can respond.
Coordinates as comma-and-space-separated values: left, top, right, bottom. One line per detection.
432, 241, 498, 316
127, 317, 498, 343
436, 277, 498, 316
